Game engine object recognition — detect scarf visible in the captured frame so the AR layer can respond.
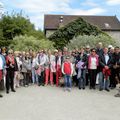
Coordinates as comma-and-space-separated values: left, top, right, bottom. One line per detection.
103, 68, 111, 80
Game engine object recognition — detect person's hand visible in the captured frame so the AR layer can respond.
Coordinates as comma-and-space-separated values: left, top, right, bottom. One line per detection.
105, 66, 109, 69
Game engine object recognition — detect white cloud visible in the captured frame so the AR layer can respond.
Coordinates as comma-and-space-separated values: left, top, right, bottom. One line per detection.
0, 1, 4, 16
11, 0, 106, 29
81, 0, 99, 7
106, 0, 120, 5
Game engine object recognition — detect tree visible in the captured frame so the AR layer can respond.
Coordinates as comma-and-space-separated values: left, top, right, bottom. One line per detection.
0, 13, 35, 40
66, 35, 117, 50
9, 35, 54, 51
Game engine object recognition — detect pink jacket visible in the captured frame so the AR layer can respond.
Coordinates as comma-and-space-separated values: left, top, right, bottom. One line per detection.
88, 55, 99, 69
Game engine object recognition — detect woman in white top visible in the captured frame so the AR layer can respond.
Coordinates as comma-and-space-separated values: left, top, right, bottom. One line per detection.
45, 50, 55, 86
88, 48, 99, 89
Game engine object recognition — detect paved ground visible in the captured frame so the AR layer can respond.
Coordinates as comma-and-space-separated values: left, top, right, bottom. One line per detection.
0, 85, 120, 120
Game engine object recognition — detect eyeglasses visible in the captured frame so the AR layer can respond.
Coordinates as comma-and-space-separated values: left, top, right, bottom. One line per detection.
92, 50, 96, 52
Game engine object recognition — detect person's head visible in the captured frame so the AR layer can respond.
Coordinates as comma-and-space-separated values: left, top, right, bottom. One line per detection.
108, 45, 113, 49
14, 51, 20, 57
65, 56, 70, 62
22, 51, 26, 57
8, 49, 14, 56
97, 42, 103, 49
26, 52, 30, 58
114, 46, 120, 54
110, 47, 114, 53
63, 47, 68, 55
1, 47, 6, 54
103, 47, 108, 54
91, 48, 96, 56
80, 47, 85, 54
47, 49, 52, 56
71, 51, 75, 56
39, 50, 44, 56
32, 52, 37, 58
58, 49, 62, 56
86, 45, 90, 52
54, 49, 58, 56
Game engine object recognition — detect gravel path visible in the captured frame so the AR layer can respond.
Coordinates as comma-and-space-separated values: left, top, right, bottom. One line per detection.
0, 85, 120, 120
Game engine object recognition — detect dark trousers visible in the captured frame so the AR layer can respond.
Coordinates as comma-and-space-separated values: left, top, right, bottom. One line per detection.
38, 71, 44, 85
6, 70, 15, 91
86, 69, 89, 86
89, 69, 97, 88
110, 68, 120, 87
22, 72, 29, 86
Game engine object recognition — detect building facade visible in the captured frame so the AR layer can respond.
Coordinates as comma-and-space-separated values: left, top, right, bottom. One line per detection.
44, 15, 120, 42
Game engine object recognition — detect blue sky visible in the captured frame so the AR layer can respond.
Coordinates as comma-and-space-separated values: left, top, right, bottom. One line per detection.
0, 0, 120, 30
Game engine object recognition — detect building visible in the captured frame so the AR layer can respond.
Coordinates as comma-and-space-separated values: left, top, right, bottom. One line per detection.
44, 14, 120, 42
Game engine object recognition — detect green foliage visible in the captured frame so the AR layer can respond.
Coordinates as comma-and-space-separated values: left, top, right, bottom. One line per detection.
0, 40, 11, 47
67, 35, 117, 50
0, 12, 35, 40
0, 12, 46, 48
9, 35, 54, 51
48, 17, 110, 49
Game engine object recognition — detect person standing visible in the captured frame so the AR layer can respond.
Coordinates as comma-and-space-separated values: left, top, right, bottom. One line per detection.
56, 50, 63, 86
99, 47, 113, 92
62, 56, 73, 92
37, 50, 46, 86
76, 47, 87, 90
6, 49, 16, 94
0, 52, 6, 97
88, 48, 99, 89
45, 50, 55, 86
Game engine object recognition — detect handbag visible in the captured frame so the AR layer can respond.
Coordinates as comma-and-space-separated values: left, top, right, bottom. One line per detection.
59, 77, 64, 85
34, 64, 39, 70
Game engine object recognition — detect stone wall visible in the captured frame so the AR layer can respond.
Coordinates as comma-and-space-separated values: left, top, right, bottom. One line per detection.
105, 31, 120, 45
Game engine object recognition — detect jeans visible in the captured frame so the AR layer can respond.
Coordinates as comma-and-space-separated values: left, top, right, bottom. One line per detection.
78, 69, 86, 88
99, 72, 110, 89
64, 74, 72, 88
32, 69, 38, 84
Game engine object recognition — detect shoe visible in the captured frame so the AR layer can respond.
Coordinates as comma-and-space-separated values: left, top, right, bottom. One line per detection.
105, 88, 110, 92
114, 93, 120, 97
79, 87, 81, 90
93, 87, 96, 90
0, 94, 3, 97
99, 88, 103, 91
11, 89, 16, 92
6, 91, 9, 94
90, 86, 92, 89
68, 88, 71, 92
83, 87, 85, 90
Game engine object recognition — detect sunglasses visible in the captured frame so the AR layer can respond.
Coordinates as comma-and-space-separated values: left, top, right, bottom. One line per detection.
92, 50, 96, 52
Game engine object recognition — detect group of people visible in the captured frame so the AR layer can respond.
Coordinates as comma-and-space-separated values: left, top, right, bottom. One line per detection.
0, 42, 120, 98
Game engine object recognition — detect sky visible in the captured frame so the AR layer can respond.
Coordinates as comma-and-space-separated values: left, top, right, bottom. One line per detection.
0, 0, 120, 30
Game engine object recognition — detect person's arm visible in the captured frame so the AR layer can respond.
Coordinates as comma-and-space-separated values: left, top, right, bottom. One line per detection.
62, 63, 65, 75
71, 63, 74, 76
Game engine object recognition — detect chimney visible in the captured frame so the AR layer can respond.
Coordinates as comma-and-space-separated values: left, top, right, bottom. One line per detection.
59, 16, 64, 28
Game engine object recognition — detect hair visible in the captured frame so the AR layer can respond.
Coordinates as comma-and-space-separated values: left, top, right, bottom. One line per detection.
115, 46, 119, 49
90, 48, 96, 52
